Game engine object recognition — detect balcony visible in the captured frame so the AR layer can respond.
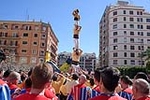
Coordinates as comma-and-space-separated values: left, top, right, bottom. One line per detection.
0, 36, 20, 39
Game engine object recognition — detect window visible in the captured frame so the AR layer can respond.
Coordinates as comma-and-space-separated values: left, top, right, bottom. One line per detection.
113, 32, 117, 36
41, 43, 45, 47
147, 25, 150, 29
113, 39, 118, 43
123, 10, 126, 14
35, 26, 39, 31
42, 27, 46, 31
124, 45, 127, 50
123, 17, 126, 21
129, 11, 133, 15
130, 17, 134, 21
137, 25, 143, 29
141, 32, 143, 36
113, 18, 117, 22
32, 50, 37, 55
113, 45, 118, 50
40, 51, 45, 56
124, 31, 127, 35
137, 11, 140, 15
124, 38, 127, 43
147, 39, 150, 43
34, 34, 38, 37
22, 41, 27, 44
130, 46, 135, 50
147, 32, 150, 36
131, 60, 135, 65
33, 42, 37, 45
12, 33, 18, 37
124, 24, 127, 28
130, 31, 134, 35
113, 60, 118, 65
42, 34, 46, 38
113, 11, 117, 16
130, 38, 134, 43
14, 25, 19, 29
22, 50, 27, 53
113, 53, 118, 57
130, 24, 134, 28
124, 60, 127, 64
137, 18, 140, 22
138, 32, 144, 36
124, 52, 127, 57
31, 57, 36, 63
130, 53, 135, 57
113, 24, 117, 29
146, 19, 150, 22
23, 33, 28, 37
138, 46, 141, 50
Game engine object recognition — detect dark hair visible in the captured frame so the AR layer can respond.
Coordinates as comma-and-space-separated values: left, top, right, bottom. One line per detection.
101, 67, 120, 92
72, 73, 79, 80
52, 74, 57, 81
28, 68, 33, 77
25, 78, 32, 88
134, 72, 150, 83
3, 69, 12, 78
94, 70, 100, 82
120, 75, 133, 85
90, 78, 95, 86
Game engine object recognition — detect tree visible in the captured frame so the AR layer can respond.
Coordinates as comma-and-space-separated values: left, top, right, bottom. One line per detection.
140, 48, 150, 61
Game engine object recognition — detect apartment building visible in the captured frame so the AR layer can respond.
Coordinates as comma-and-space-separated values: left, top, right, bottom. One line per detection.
99, 1, 150, 67
0, 20, 58, 65
57, 51, 96, 71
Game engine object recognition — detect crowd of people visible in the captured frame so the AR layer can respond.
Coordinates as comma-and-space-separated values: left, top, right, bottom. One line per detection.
0, 62, 150, 100
0, 9, 150, 100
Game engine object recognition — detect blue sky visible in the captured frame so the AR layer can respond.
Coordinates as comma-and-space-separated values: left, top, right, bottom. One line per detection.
0, 0, 150, 57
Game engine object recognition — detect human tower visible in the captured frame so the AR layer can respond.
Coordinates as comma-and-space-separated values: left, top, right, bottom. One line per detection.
71, 9, 83, 72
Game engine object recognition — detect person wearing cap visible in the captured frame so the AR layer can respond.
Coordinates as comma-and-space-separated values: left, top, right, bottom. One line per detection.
90, 67, 126, 100
132, 78, 150, 100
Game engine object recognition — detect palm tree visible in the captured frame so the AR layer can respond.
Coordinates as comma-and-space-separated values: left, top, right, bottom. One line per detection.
141, 48, 150, 61
139, 48, 150, 68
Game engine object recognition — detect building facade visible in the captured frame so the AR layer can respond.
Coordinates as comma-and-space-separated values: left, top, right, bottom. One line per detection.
57, 51, 96, 71
99, 1, 150, 67
0, 20, 58, 66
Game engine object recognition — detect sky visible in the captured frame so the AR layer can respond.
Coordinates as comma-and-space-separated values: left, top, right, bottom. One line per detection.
0, 0, 150, 57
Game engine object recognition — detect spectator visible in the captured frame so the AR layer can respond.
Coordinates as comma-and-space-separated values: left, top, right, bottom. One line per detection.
3, 69, 12, 82
132, 78, 150, 100
93, 70, 101, 93
66, 73, 79, 94
51, 72, 65, 99
14, 63, 53, 100
0, 78, 11, 100
7, 71, 21, 95
134, 72, 150, 83
67, 74, 91, 100
118, 75, 133, 100
0, 68, 4, 79
90, 67, 126, 100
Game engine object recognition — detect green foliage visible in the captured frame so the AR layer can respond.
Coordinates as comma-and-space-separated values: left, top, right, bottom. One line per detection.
117, 66, 147, 79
